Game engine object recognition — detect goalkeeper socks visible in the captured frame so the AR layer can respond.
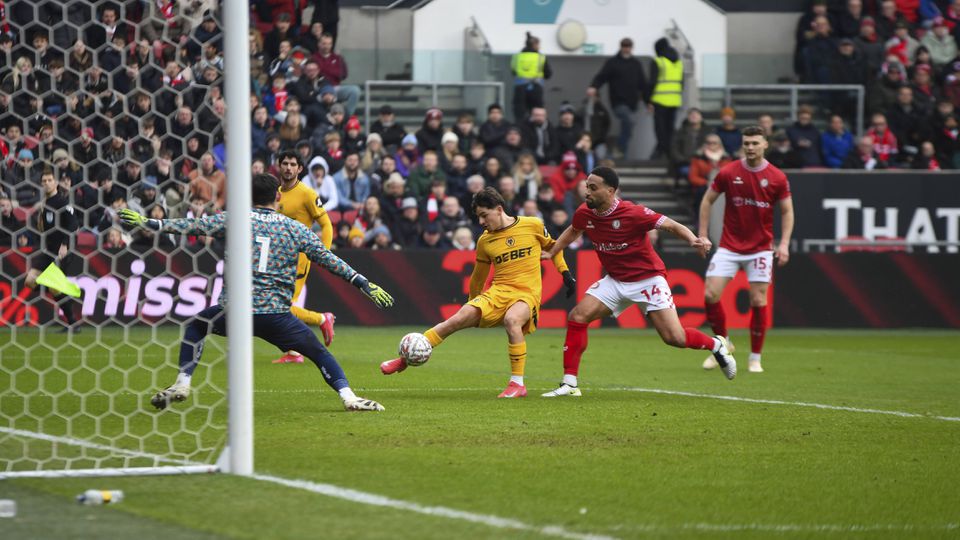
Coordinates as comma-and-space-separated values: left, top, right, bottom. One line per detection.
750, 305, 767, 354
705, 301, 727, 337
424, 328, 443, 348
299, 339, 349, 391
175, 373, 192, 387
682, 328, 716, 350
291, 306, 325, 326
563, 320, 588, 376
179, 318, 209, 376
338, 387, 356, 401
508, 342, 526, 385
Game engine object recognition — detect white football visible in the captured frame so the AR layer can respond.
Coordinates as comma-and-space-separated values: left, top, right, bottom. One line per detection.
398, 333, 432, 366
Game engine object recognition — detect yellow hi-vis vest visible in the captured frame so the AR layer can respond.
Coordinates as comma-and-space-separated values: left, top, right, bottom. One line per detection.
512, 51, 546, 80
651, 56, 683, 108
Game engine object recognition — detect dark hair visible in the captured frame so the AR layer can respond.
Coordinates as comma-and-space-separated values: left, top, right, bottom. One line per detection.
487, 103, 502, 113
741, 125, 766, 138
252, 173, 280, 205
471, 186, 507, 213
277, 149, 302, 167
589, 166, 619, 190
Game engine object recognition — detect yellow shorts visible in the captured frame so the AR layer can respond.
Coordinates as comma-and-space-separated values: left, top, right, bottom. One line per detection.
293, 254, 310, 302
466, 285, 539, 335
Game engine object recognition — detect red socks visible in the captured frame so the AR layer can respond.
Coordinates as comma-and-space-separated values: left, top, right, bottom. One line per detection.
563, 321, 589, 376
750, 305, 767, 354
683, 328, 717, 350
705, 301, 727, 337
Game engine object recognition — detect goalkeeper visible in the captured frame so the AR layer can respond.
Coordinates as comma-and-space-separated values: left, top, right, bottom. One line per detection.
120, 173, 395, 412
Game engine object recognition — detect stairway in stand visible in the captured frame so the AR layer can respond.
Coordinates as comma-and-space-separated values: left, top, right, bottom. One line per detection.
616, 160, 697, 253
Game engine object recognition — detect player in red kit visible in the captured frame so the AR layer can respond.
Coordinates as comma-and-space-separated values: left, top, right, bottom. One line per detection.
540, 167, 736, 397
699, 126, 794, 374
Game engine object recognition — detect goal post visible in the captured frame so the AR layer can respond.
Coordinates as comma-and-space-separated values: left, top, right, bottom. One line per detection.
0, 0, 253, 479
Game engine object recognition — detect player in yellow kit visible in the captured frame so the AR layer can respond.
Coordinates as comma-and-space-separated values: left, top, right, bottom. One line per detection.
273, 150, 337, 364
380, 187, 576, 398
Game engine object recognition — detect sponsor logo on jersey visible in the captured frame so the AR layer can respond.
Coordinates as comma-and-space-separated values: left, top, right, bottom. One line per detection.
733, 176, 743, 184
731, 196, 771, 208
586, 221, 595, 229
506, 237, 515, 247
612, 219, 621, 230
595, 242, 630, 252
494, 246, 533, 264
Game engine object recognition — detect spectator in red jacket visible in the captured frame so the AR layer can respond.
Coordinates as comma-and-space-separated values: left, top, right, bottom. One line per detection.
312, 32, 359, 116
547, 151, 585, 213
866, 112, 900, 162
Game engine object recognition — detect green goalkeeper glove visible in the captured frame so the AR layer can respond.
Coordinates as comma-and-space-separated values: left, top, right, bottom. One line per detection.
352, 275, 394, 308
118, 208, 159, 230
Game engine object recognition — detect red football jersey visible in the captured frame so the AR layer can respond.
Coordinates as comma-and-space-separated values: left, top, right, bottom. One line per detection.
710, 158, 791, 254
572, 199, 667, 282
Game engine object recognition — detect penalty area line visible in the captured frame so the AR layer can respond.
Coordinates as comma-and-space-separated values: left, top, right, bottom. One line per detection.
609, 387, 960, 423
252, 473, 616, 540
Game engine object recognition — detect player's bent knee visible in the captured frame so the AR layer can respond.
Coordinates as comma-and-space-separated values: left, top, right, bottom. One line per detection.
663, 332, 686, 348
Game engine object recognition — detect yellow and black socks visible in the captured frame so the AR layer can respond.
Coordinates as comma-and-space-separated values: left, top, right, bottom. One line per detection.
508, 342, 526, 386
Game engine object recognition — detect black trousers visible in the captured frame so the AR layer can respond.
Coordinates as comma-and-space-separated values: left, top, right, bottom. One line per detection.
653, 104, 678, 158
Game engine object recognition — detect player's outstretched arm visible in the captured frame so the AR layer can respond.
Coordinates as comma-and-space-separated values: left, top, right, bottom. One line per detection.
540, 225, 582, 260
776, 197, 794, 266
298, 224, 394, 308
119, 209, 226, 237
539, 230, 576, 298
660, 217, 712, 258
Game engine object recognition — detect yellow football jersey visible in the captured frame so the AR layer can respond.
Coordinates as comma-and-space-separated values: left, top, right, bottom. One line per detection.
278, 180, 333, 247
475, 216, 569, 298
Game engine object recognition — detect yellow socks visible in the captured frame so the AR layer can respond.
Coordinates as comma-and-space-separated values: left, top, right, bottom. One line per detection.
424, 328, 444, 347
508, 342, 526, 385
291, 306, 325, 326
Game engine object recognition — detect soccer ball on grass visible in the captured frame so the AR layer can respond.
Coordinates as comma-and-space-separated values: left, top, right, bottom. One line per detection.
398, 333, 432, 366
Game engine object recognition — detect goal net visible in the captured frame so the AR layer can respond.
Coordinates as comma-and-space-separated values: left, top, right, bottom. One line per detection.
0, 0, 248, 478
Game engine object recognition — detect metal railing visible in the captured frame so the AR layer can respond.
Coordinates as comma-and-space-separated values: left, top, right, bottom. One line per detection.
802, 239, 959, 253
701, 84, 866, 138
363, 80, 505, 129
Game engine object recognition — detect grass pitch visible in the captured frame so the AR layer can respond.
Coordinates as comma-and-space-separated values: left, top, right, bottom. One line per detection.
2, 326, 959, 539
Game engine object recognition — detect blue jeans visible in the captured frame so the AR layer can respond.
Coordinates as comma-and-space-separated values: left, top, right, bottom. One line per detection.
336, 85, 360, 117
178, 305, 349, 391
612, 104, 636, 155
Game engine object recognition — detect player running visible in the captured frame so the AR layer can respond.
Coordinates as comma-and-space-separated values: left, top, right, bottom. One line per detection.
541, 166, 736, 398
379, 187, 576, 398
273, 150, 336, 364
699, 126, 794, 374
119, 174, 395, 412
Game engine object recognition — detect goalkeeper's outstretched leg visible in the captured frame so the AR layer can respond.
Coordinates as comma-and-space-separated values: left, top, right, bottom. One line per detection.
152, 305, 383, 411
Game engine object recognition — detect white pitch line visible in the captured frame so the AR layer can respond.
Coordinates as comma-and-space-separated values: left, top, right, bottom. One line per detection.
608, 387, 960, 423
252, 473, 615, 540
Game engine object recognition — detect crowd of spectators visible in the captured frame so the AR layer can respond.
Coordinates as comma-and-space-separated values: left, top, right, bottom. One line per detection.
790, 0, 960, 169
1, 0, 956, 259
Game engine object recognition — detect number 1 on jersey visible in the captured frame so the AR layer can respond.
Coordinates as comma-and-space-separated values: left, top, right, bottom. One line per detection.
255, 235, 271, 272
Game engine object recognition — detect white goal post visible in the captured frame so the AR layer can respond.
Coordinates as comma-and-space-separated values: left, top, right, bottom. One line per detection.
0, 0, 252, 479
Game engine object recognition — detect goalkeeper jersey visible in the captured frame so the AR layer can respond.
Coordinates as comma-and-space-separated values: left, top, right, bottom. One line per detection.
158, 208, 358, 314
475, 216, 568, 299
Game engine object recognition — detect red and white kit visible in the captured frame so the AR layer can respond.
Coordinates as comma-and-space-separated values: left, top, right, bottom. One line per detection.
572, 199, 673, 316
706, 158, 791, 283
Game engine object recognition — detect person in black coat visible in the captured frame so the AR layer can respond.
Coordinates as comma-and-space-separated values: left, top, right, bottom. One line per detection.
587, 37, 648, 157
519, 107, 559, 165
766, 132, 805, 169
479, 103, 511, 151
370, 104, 407, 152
415, 108, 445, 154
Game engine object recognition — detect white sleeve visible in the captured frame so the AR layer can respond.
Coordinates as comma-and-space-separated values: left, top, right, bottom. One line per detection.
320, 176, 340, 212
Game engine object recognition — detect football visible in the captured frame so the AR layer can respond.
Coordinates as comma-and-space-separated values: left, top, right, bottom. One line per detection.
398, 333, 432, 366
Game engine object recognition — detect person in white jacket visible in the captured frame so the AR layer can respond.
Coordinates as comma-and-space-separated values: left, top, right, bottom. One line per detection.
306, 155, 340, 212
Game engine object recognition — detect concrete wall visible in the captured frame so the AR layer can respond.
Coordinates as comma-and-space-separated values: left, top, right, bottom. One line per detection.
338, 8, 414, 83
411, 0, 728, 86
725, 12, 800, 84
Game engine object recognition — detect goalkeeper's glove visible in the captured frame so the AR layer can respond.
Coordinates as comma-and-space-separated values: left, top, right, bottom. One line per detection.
119, 209, 160, 230
562, 270, 577, 298
351, 274, 394, 308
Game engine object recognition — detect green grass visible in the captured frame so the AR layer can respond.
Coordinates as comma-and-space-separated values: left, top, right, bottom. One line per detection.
2, 327, 959, 539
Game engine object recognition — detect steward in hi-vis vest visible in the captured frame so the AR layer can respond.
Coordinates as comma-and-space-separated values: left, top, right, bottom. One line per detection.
647, 37, 684, 160
510, 32, 552, 122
